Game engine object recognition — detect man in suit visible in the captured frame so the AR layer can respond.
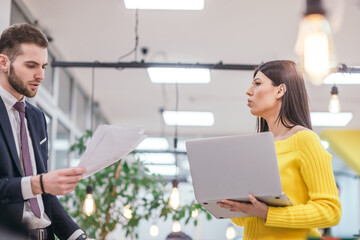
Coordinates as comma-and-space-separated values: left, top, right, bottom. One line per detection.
0, 23, 89, 240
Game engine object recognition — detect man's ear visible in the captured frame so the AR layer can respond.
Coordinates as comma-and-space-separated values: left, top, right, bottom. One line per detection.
276, 84, 287, 99
0, 54, 10, 73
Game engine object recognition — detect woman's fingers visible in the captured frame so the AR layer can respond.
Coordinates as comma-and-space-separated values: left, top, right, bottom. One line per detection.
217, 196, 268, 219
248, 194, 260, 206
217, 200, 250, 212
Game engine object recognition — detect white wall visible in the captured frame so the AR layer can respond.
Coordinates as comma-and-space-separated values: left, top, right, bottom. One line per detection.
0, 0, 11, 33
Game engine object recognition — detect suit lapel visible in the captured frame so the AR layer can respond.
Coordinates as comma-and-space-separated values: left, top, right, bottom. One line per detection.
0, 97, 23, 176
26, 104, 46, 174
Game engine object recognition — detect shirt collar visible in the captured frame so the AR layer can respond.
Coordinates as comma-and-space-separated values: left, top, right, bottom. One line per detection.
0, 85, 26, 111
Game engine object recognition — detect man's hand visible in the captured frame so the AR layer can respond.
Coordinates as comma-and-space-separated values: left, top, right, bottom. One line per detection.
31, 167, 86, 195
217, 194, 269, 220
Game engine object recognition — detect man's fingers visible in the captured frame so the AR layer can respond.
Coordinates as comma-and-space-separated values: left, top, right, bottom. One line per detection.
54, 175, 83, 185
61, 167, 87, 176
64, 184, 78, 192
59, 184, 78, 195
65, 175, 84, 184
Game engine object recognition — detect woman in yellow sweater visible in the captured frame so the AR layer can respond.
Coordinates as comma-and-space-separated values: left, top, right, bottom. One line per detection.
217, 60, 341, 239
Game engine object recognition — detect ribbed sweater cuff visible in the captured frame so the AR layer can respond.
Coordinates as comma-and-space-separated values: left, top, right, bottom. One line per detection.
265, 206, 291, 227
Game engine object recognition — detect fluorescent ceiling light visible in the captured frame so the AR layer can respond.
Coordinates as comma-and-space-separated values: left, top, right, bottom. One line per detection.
324, 72, 360, 84
136, 137, 169, 150
147, 68, 210, 84
163, 111, 214, 126
321, 140, 329, 150
137, 153, 175, 164
124, 0, 204, 10
310, 112, 353, 127
176, 140, 187, 151
145, 165, 177, 176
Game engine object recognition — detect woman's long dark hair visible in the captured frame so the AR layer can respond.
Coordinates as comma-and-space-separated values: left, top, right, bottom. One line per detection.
254, 60, 312, 132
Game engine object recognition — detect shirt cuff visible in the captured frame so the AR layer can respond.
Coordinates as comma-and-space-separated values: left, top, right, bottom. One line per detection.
21, 176, 37, 200
68, 229, 86, 240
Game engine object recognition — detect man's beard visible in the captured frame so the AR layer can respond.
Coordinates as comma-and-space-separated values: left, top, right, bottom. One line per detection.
8, 64, 37, 98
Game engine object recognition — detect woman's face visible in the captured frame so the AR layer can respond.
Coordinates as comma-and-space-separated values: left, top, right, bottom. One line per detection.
246, 71, 281, 118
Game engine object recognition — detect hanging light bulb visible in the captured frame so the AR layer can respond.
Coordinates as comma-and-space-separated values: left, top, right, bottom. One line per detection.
123, 204, 133, 220
150, 223, 159, 237
169, 179, 180, 210
295, 0, 337, 85
225, 225, 236, 240
172, 221, 181, 232
83, 185, 96, 216
191, 209, 199, 218
328, 85, 341, 113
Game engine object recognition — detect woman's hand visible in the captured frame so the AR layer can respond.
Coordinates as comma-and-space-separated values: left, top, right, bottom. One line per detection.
217, 194, 269, 220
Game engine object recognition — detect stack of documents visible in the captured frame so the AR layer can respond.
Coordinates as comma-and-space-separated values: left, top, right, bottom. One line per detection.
78, 125, 147, 178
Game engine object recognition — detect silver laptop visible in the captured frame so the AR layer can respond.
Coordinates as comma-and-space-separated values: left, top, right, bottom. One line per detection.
186, 132, 293, 219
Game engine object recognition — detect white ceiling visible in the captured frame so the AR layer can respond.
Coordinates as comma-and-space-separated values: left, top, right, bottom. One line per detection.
22, 0, 360, 139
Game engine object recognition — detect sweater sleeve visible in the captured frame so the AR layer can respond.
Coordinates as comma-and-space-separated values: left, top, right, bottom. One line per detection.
265, 131, 341, 228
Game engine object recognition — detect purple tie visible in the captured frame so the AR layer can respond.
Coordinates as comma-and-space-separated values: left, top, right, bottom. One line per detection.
13, 102, 41, 219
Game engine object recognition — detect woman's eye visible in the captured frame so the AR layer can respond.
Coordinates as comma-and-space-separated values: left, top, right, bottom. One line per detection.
255, 82, 261, 86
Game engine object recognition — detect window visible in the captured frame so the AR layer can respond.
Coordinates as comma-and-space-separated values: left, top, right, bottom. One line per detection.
42, 52, 55, 95
70, 150, 81, 168
94, 104, 107, 128
75, 86, 88, 132
55, 122, 70, 169
58, 69, 73, 117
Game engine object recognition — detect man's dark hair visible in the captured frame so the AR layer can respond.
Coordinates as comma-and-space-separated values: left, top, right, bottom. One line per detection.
0, 23, 48, 61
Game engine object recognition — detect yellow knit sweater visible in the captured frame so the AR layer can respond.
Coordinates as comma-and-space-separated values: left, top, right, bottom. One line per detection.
231, 130, 341, 240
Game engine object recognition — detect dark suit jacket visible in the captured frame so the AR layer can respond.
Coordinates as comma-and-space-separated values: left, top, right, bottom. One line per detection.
0, 97, 80, 240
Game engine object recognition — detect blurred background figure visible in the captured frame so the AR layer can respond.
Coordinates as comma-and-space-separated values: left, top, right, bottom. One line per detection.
165, 232, 192, 240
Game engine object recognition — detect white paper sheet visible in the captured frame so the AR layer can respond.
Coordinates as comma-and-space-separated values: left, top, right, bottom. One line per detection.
78, 125, 147, 178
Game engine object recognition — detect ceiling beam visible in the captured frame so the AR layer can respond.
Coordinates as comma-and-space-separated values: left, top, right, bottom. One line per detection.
52, 61, 360, 73
51, 61, 258, 71
338, 64, 360, 73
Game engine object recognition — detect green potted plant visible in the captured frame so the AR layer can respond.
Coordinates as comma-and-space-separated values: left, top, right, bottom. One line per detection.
60, 130, 211, 239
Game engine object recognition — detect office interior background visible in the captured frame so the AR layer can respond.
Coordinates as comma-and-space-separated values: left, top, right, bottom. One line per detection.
1, 0, 360, 239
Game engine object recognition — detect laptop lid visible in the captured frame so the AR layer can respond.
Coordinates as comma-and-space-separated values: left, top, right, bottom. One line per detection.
186, 132, 292, 219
